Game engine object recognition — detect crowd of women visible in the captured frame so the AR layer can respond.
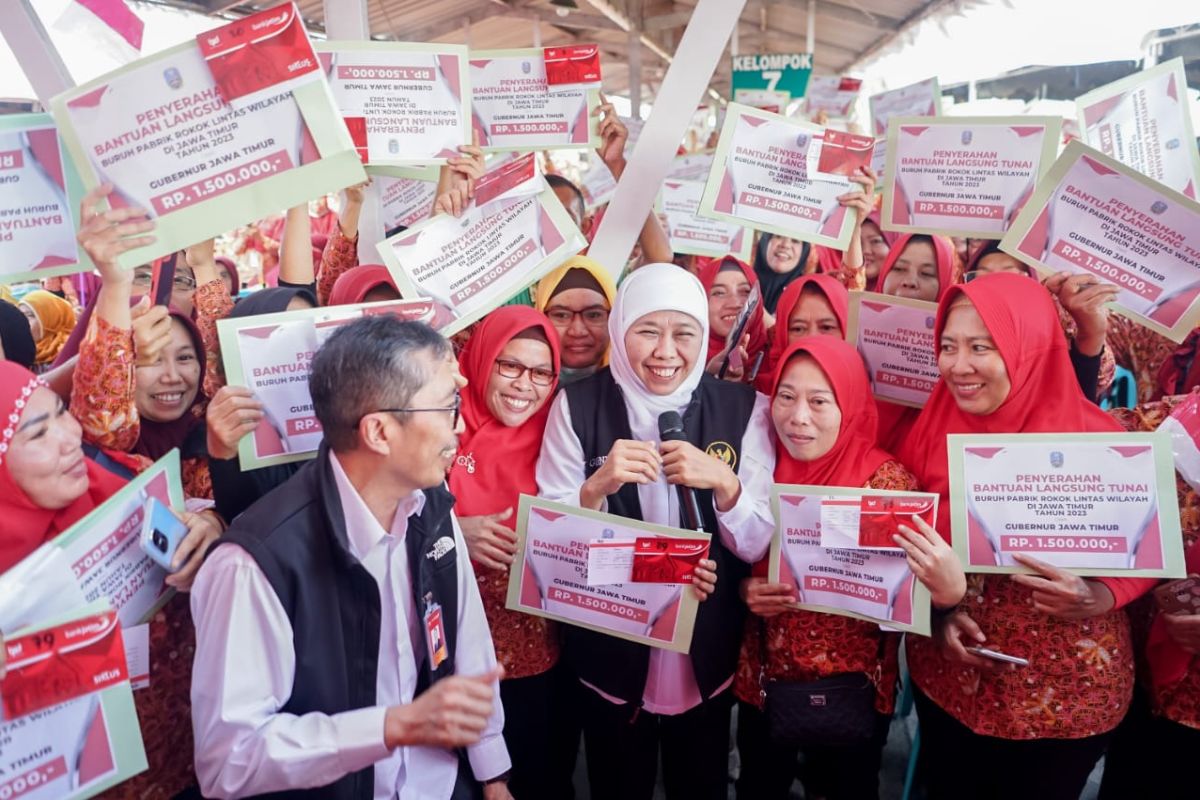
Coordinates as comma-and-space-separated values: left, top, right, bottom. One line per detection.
1, 99, 1198, 800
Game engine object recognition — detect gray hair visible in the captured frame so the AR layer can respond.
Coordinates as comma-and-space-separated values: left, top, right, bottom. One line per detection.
309, 315, 451, 452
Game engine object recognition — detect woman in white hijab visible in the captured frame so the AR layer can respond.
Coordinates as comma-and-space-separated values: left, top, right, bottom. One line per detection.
537, 263, 776, 800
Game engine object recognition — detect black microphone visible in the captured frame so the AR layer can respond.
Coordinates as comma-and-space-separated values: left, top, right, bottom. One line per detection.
658, 411, 705, 532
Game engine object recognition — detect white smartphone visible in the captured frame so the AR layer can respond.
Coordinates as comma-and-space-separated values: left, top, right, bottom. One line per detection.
139, 498, 187, 573
966, 646, 1030, 667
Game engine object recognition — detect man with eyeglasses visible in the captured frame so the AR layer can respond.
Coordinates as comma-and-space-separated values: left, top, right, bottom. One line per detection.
191, 315, 513, 800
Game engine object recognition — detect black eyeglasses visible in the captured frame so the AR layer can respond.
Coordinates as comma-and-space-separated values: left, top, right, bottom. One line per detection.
131, 271, 196, 289
545, 305, 609, 329
371, 391, 461, 429
495, 358, 557, 386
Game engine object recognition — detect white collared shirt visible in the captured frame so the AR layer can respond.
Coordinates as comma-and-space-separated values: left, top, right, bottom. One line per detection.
535, 390, 777, 713
190, 453, 510, 799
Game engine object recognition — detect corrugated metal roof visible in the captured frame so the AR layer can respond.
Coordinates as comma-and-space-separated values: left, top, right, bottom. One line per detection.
173, 0, 954, 99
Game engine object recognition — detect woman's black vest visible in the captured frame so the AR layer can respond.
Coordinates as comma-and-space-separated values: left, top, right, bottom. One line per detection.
561, 368, 757, 707
212, 444, 462, 800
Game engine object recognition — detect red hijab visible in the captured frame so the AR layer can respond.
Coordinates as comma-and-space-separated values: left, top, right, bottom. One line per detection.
215, 256, 240, 297
448, 307, 561, 530
813, 246, 844, 276
898, 273, 1121, 537
328, 265, 398, 306
697, 255, 769, 364
771, 337, 893, 487
0, 362, 128, 572
756, 274, 848, 393
864, 209, 898, 246
873, 233, 957, 302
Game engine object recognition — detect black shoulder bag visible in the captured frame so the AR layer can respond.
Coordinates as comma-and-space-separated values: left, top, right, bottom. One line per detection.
758, 619, 884, 747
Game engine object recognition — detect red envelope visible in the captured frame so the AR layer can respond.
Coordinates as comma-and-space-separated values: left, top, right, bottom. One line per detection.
196, 1, 320, 103
630, 537, 709, 583
817, 129, 875, 178
858, 496, 936, 549
2, 610, 128, 720
544, 45, 602, 87
473, 153, 537, 207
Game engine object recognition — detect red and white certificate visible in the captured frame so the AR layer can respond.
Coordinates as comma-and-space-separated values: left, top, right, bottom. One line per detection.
846, 292, 940, 409
52, 455, 184, 628
770, 486, 937, 635
667, 151, 714, 182
317, 42, 470, 165
882, 116, 1060, 238
659, 179, 752, 260
377, 155, 586, 335
0, 603, 147, 798
52, 37, 364, 269
699, 103, 860, 248
804, 76, 863, 118
579, 155, 617, 210
469, 48, 600, 151
869, 77, 941, 138
218, 299, 448, 469
1076, 58, 1200, 199
948, 432, 1185, 577
0, 115, 82, 282
868, 78, 940, 190
508, 497, 707, 652
1000, 140, 1200, 343
373, 168, 439, 232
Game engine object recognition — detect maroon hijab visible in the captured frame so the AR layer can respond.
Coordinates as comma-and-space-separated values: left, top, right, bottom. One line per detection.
133, 308, 208, 461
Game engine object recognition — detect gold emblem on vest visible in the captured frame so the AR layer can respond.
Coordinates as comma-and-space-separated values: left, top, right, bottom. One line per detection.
706, 441, 736, 470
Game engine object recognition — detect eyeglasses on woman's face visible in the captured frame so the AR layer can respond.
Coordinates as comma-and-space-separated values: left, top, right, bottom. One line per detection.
545, 305, 609, 329
129, 270, 196, 291
494, 358, 556, 386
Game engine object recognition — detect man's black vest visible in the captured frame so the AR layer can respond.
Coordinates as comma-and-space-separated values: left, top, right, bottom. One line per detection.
562, 369, 757, 706
213, 444, 461, 800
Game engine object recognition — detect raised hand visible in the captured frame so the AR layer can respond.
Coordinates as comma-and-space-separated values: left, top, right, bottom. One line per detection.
594, 92, 629, 176
77, 184, 155, 284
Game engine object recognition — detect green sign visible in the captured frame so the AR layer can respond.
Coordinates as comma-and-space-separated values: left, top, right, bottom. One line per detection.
731, 52, 813, 98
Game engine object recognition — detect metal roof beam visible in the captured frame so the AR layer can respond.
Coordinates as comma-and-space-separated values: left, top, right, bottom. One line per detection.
506, 7, 624, 32
187, 0, 248, 13
643, 10, 693, 31
846, 0, 964, 71
767, 0, 902, 30
736, 26, 861, 58
397, 6, 503, 41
